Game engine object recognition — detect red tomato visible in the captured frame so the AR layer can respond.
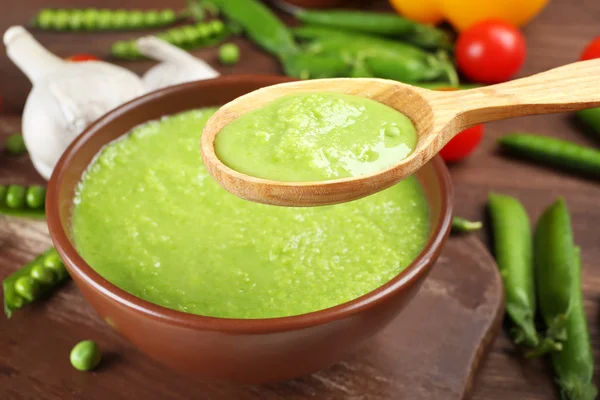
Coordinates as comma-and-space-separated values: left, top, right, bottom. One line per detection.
580, 37, 600, 61
439, 125, 484, 162
456, 19, 526, 83
66, 54, 100, 62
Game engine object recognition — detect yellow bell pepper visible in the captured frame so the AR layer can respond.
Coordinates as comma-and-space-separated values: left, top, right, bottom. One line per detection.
438, 0, 549, 31
388, 0, 444, 25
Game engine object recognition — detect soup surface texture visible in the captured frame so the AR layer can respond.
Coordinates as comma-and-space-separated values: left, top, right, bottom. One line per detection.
215, 92, 418, 181
72, 108, 429, 319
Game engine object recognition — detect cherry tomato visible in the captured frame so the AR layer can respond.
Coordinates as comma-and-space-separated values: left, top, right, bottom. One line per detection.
456, 19, 526, 83
439, 125, 484, 163
66, 54, 100, 62
580, 37, 600, 61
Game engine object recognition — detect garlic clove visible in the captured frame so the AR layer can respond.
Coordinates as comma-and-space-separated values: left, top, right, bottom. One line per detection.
138, 36, 219, 92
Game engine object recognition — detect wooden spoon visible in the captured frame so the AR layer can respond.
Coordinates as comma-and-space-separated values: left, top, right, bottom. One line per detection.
202, 59, 600, 207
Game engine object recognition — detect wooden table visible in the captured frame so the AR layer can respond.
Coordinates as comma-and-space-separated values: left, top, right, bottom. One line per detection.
1, 0, 599, 399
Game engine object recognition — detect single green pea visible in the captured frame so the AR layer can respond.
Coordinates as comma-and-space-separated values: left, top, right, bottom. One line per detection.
167, 29, 187, 46
0, 185, 7, 204
68, 9, 85, 30
96, 9, 112, 30
52, 9, 70, 30
5, 133, 26, 154
36, 9, 54, 29
209, 20, 225, 35
12, 295, 25, 309
70, 340, 102, 371
182, 26, 200, 43
159, 9, 176, 24
219, 43, 240, 65
82, 9, 98, 30
128, 10, 145, 29
14, 276, 41, 301
30, 264, 56, 285
196, 24, 212, 39
26, 185, 46, 209
43, 252, 68, 281
6, 185, 26, 209
112, 10, 129, 29
144, 11, 160, 26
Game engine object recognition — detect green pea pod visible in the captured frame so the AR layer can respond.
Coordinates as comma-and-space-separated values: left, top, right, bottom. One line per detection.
498, 133, 600, 178
296, 27, 428, 61
349, 58, 373, 78
295, 9, 452, 50
3, 248, 70, 318
205, 0, 297, 57
551, 247, 597, 400
365, 54, 446, 83
488, 193, 538, 347
0, 184, 46, 218
576, 108, 600, 136
415, 82, 482, 90
112, 21, 232, 60
33, 8, 184, 31
451, 216, 482, 233
281, 52, 351, 80
534, 198, 575, 345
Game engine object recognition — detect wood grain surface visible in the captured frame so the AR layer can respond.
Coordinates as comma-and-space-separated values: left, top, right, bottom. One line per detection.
1, 0, 600, 399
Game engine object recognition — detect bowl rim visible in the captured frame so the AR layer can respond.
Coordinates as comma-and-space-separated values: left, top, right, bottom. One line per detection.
46, 75, 454, 335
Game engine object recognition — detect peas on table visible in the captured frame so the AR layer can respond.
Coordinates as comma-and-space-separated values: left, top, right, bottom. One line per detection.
70, 340, 102, 371
3, 248, 70, 317
219, 43, 240, 65
5, 133, 27, 154
6, 185, 27, 209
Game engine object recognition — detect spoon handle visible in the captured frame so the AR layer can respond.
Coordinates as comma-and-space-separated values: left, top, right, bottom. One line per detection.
428, 58, 600, 131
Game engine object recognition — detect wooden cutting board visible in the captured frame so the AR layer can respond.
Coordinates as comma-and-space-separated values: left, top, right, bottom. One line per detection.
0, 211, 504, 400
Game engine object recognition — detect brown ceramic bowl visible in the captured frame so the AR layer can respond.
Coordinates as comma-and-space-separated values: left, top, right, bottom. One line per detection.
47, 75, 453, 384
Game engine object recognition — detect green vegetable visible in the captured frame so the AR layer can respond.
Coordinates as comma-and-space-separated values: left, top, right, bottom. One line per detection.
451, 216, 482, 233
534, 198, 575, 349
5, 133, 27, 154
499, 133, 600, 178
415, 82, 482, 90
111, 21, 231, 60
33, 8, 184, 31
26, 185, 46, 209
3, 248, 69, 317
219, 43, 240, 65
206, 0, 298, 57
488, 193, 538, 347
295, 9, 452, 50
281, 52, 351, 79
6, 185, 26, 209
70, 340, 102, 371
0, 184, 46, 218
551, 247, 597, 400
576, 108, 600, 136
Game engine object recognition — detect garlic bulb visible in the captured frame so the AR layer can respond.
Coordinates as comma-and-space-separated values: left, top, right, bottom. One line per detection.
4, 26, 145, 180
138, 36, 219, 92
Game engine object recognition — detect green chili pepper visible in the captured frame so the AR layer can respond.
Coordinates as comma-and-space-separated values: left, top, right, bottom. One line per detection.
281, 52, 351, 80
576, 108, 600, 137
219, 43, 240, 65
5, 133, 27, 154
451, 216, 482, 233
111, 21, 232, 60
550, 247, 597, 400
0, 184, 46, 218
70, 340, 102, 371
3, 248, 69, 318
498, 133, 600, 178
488, 193, 538, 347
33, 8, 184, 31
205, 0, 298, 57
534, 198, 575, 348
295, 9, 452, 50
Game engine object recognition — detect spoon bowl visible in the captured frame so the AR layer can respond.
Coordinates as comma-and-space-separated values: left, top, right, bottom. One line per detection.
202, 59, 600, 206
